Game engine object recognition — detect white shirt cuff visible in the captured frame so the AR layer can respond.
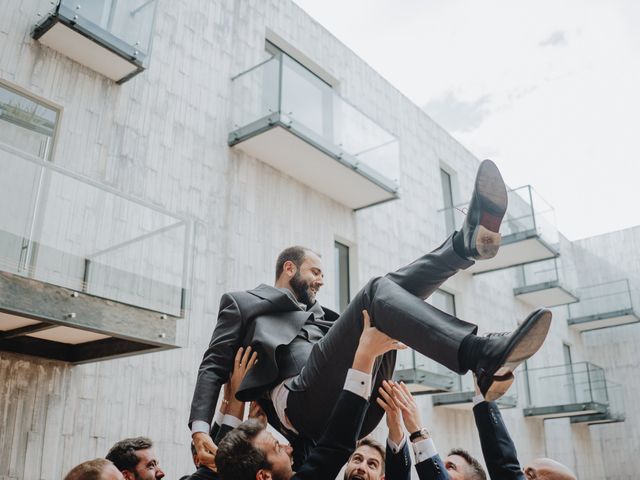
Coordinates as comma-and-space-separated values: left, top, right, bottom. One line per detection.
472, 394, 485, 406
222, 414, 242, 428
191, 420, 210, 435
344, 368, 372, 399
413, 438, 438, 463
213, 410, 224, 426
387, 434, 407, 453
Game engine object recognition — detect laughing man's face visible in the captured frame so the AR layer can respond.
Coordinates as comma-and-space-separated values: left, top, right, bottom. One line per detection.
344, 445, 384, 480
289, 252, 324, 306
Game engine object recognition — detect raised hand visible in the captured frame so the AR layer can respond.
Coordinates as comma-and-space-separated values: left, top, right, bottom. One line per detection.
377, 379, 404, 445
192, 432, 217, 470
228, 345, 258, 399
353, 310, 407, 374
392, 381, 423, 435
248, 400, 268, 427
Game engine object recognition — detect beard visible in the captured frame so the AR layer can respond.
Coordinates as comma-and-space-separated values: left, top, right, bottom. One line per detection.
290, 270, 315, 306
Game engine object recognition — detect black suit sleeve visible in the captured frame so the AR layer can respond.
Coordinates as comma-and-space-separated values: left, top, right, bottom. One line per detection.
189, 294, 246, 427
415, 454, 448, 480
473, 401, 524, 480
213, 423, 234, 444
293, 390, 368, 480
385, 439, 411, 480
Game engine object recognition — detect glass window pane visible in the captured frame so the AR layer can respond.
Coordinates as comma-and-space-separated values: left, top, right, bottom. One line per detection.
334, 241, 350, 313
0, 83, 58, 160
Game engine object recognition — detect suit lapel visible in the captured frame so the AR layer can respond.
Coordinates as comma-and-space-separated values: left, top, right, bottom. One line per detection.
249, 284, 302, 311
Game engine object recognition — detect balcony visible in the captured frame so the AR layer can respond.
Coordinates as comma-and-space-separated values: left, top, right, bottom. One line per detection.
393, 350, 455, 394
33, 0, 157, 83
431, 374, 517, 410
0, 144, 191, 363
513, 258, 578, 308
228, 51, 400, 210
570, 381, 625, 425
567, 280, 639, 332
523, 363, 611, 419
444, 185, 558, 274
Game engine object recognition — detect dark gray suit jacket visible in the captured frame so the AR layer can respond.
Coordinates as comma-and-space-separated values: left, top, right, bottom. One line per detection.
189, 284, 338, 427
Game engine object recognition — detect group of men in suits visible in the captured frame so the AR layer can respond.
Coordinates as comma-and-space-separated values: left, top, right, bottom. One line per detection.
62, 160, 576, 480
184, 159, 565, 480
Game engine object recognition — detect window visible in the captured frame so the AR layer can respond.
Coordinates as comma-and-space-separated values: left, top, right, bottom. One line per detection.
440, 168, 456, 235
428, 288, 456, 316
0, 82, 59, 161
334, 241, 350, 313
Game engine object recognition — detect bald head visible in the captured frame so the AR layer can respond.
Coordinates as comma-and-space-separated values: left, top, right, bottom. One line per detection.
524, 458, 576, 480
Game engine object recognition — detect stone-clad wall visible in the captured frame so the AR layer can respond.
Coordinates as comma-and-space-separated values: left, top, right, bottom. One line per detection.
0, 0, 626, 478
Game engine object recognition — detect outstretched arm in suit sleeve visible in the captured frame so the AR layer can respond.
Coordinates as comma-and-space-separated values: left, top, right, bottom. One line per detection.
385, 380, 449, 480
472, 400, 524, 480
471, 374, 524, 480
377, 378, 412, 480
190, 299, 252, 469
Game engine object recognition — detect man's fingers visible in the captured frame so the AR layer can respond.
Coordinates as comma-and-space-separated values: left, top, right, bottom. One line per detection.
362, 310, 371, 328
398, 381, 413, 397
376, 396, 391, 412
234, 346, 244, 366
378, 384, 398, 409
240, 345, 253, 366
247, 350, 258, 369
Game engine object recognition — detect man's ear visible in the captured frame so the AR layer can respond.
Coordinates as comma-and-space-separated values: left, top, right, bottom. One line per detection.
283, 260, 297, 277
524, 466, 537, 479
122, 470, 135, 480
256, 469, 272, 480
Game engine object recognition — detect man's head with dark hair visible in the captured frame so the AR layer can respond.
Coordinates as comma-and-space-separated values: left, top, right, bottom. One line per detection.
344, 437, 386, 480
216, 419, 294, 480
445, 449, 487, 480
64, 458, 123, 480
106, 437, 164, 480
274, 246, 324, 306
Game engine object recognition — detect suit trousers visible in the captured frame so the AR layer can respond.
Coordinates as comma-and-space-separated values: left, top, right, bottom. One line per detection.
287, 235, 477, 441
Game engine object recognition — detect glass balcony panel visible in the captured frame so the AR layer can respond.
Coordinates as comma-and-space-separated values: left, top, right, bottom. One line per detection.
519, 258, 559, 286
29, 169, 186, 316
281, 56, 400, 184
0, 153, 188, 317
526, 362, 606, 408
0, 153, 42, 274
59, 0, 158, 55
230, 57, 281, 133
569, 280, 633, 319
229, 52, 399, 209
441, 184, 559, 273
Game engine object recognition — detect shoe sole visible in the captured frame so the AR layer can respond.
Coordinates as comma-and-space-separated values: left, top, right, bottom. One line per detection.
471, 160, 508, 259
483, 309, 552, 401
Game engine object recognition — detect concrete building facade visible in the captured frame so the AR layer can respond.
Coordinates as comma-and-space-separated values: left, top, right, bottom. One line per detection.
0, 1, 637, 479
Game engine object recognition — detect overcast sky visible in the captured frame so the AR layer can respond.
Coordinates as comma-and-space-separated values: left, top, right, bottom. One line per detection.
292, 0, 639, 240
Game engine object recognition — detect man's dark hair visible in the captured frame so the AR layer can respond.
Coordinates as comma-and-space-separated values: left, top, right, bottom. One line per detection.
354, 437, 386, 472
216, 419, 271, 480
448, 448, 487, 480
106, 436, 153, 472
64, 458, 114, 480
275, 246, 313, 281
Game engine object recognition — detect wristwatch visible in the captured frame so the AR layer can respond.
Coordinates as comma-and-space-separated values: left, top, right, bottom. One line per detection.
409, 428, 430, 442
